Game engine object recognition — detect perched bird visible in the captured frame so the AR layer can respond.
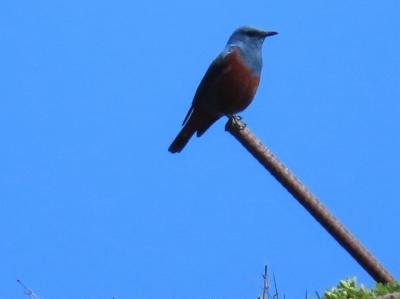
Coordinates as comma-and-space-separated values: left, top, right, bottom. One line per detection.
168, 26, 277, 153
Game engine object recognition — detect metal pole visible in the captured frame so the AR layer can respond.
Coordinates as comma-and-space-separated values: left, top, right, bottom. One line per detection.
225, 118, 395, 283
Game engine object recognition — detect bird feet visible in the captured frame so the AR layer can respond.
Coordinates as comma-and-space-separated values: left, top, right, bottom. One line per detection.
228, 114, 247, 130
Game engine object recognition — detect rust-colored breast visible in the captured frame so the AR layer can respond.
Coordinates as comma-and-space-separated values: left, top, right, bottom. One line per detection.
216, 48, 260, 114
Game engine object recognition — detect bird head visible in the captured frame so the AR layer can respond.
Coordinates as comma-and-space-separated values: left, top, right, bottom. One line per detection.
228, 26, 278, 48
224, 26, 277, 75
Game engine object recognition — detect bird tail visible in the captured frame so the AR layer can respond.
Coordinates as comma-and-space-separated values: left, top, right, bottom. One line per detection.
168, 122, 197, 153
169, 108, 220, 153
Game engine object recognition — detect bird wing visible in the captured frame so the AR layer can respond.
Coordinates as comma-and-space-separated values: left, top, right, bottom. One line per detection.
182, 49, 235, 126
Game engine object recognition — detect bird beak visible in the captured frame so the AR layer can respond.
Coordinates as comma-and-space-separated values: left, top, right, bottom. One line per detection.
262, 31, 278, 38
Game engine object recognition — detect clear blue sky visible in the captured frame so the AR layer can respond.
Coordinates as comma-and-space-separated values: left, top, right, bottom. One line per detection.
1, 0, 399, 298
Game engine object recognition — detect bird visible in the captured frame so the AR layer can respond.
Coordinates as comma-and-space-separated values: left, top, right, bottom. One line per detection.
168, 26, 277, 153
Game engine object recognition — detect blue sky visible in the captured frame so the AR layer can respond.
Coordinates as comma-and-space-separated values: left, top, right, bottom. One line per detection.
1, 0, 399, 298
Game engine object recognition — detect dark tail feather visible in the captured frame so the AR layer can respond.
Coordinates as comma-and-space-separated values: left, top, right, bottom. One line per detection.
169, 109, 220, 153
196, 116, 219, 137
168, 123, 196, 153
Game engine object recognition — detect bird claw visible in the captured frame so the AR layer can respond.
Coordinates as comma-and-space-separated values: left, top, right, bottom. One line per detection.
229, 114, 247, 130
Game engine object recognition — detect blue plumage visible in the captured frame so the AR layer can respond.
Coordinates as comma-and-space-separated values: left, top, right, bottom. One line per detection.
169, 26, 277, 153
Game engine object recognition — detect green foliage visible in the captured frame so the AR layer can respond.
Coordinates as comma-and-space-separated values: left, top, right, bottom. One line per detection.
373, 281, 400, 296
257, 277, 400, 299
323, 278, 400, 299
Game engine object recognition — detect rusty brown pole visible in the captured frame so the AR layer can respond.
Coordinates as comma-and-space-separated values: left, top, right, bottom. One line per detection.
225, 118, 396, 283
